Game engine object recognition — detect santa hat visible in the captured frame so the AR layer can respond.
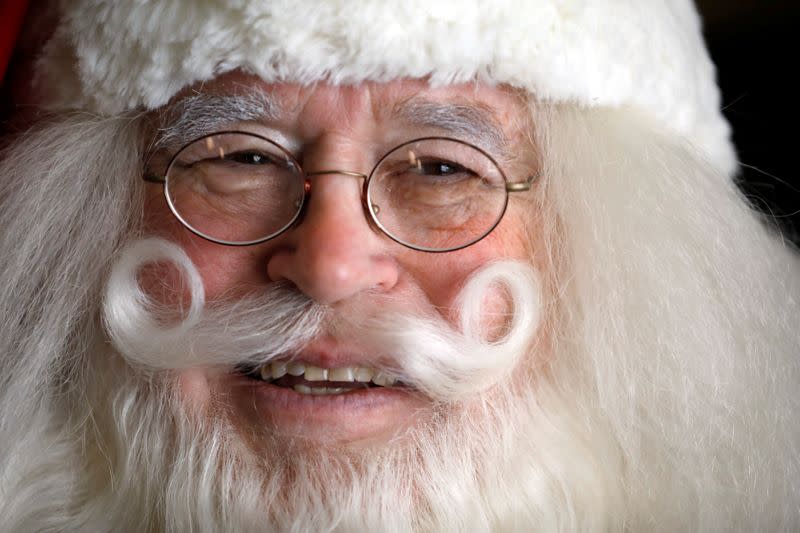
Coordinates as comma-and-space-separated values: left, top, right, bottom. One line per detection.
10, 0, 736, 175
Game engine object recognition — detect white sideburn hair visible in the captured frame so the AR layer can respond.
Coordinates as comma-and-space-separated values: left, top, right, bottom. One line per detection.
0, 104, 798, 532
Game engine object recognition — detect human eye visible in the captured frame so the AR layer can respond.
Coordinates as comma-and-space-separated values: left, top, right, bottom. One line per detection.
375, 142, 502, 209
368, 139, 509, 244
168, 134, 298, 196
411, 159, 475, 182
224, 150, 283, 167
186, 151, 285, 195
173, 133, 287, 167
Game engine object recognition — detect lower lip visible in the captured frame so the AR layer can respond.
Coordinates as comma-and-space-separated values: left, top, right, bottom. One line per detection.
227, 375, 427, 444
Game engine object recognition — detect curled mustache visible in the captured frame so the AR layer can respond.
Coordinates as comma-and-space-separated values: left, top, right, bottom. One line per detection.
103, 238, 542, 400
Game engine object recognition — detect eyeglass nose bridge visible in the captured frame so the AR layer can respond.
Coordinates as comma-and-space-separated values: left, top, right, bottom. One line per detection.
297, 169, 376, 224
304, 170, 369, 179
303, 169, 369, 193
301, 168, 374, 212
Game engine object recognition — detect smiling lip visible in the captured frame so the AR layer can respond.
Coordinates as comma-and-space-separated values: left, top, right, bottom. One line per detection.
224, 335, 427, 443
227, 374, 426, 443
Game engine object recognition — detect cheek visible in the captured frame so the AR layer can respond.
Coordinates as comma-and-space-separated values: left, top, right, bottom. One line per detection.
404, 211, 531, 315
180, 243, 267, 300
143, 185, 269, 300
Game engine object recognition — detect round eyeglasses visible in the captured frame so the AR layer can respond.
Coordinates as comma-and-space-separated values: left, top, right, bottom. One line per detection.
144, 131, 535, 252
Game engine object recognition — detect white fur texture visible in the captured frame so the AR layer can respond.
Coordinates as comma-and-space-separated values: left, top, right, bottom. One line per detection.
36, 0, 735, 175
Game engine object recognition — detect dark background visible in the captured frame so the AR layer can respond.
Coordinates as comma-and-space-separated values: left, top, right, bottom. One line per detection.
697, 0, 800, 245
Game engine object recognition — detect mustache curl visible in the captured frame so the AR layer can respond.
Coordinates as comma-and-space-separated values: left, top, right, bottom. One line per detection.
103, 238, 542, 400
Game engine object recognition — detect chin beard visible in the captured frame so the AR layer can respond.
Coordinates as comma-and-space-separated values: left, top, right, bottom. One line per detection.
102, 383, 556, 532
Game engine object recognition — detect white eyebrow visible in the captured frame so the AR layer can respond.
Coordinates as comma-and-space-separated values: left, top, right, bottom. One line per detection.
154, 91, 516, 165
154, 90, 282, 150
391, 98, 511, 160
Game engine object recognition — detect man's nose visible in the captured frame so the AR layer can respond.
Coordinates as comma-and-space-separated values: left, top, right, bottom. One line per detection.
266, 169, 400, 305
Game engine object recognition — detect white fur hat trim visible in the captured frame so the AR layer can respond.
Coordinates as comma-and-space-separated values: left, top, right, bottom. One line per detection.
36, 0, 736, 174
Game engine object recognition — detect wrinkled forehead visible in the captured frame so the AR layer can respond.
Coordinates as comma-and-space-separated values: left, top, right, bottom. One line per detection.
162, 73, 529, 124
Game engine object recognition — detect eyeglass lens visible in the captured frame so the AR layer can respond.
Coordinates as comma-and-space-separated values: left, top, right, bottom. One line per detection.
164, 132, 509, 251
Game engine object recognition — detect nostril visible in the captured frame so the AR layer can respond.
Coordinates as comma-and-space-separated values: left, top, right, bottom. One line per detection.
266, 251, 293, 284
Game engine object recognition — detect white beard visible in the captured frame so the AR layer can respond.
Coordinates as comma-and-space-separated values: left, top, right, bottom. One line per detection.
1, 105, 799, 532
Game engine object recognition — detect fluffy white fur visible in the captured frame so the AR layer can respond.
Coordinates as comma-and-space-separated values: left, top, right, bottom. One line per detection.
36, 0, 736, 175
0, 102, 798, 531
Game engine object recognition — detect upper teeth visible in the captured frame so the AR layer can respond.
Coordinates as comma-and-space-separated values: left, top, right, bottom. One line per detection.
258, 361, 398, 387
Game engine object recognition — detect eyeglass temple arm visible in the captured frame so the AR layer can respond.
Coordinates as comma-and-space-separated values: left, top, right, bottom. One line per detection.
505, 173, 538, 192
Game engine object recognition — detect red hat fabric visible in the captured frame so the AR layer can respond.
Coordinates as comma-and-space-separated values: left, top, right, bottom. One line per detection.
0, 0, 30, 85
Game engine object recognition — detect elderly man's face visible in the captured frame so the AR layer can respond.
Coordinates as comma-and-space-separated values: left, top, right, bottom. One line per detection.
143, 76, 537, 447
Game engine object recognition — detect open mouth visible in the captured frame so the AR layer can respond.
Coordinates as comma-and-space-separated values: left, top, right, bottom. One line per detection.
239, 361, 404, 396
228, 357, 425, 443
